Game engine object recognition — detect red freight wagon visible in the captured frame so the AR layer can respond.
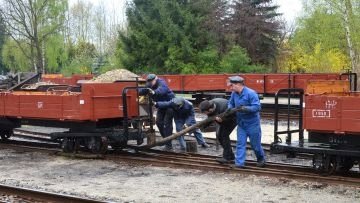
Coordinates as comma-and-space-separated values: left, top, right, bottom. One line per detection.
0, 81, 153, 153
0, 82, 138, 121
271, 80, 360, 174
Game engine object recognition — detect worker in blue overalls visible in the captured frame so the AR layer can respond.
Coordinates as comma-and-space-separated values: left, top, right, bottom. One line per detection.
227, 76, 266, 168
140, 74, 175, 150
156, 97, 210, 151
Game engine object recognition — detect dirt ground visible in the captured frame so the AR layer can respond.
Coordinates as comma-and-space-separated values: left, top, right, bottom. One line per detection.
0, 148, 359, 203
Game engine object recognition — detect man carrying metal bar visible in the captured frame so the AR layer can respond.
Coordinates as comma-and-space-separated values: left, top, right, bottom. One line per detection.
227, 76, 266, 168
199, 98, 237, 164
140, 74, 175, 150
156, 97, 210, 151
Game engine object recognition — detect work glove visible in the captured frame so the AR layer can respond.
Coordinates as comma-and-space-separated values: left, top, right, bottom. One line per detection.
239, 106, 250, 112
148, 88, 155, 95
139, 96, 147, 104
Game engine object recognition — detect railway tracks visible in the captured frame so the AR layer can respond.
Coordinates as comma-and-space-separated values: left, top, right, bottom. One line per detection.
0, 183, 104, 203
1, 131, 359, 188
108, 148, 360, 187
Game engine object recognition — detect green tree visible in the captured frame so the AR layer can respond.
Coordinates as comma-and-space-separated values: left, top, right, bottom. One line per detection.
121, 0, 219, 74
2, 39, 31, 72
1, 0, 67, 73
230, 0, 281, 67
61, 40, 96, 76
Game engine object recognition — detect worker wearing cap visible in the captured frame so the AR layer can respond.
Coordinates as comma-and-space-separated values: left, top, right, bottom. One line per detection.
140, 74, 175, 150
156, 97, 210, 151
228, 76, 265, 168
199, 98, 237, 163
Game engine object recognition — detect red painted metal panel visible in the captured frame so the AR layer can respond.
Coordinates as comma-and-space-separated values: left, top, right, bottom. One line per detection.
304, 93, 360, 135
183, 74, 228, 91
18, 94, 63, 119
264, 74, 290, 94
0, 93, 4, 116
158, 75, 183, 91
4, 93, 20, 117
294, 74, 340, 90
239, 74, 265, 93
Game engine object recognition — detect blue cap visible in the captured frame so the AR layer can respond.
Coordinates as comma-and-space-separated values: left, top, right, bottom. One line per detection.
228, 76, 244, 84
146, 74, 157, 82
173, 97, 185, 107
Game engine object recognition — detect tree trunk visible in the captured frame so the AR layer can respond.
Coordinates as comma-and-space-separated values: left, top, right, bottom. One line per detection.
343, 0, 357, 72
142, 106, 242, 149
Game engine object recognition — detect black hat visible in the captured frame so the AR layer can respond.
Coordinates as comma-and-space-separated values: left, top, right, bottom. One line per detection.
199, 100, 214, 112
228, 76, 244, 84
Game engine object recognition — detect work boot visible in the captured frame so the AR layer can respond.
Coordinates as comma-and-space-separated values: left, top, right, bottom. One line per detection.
256, 159, 266, 168
216, 157, 232, 164
232, 165, 245, 169
201, 143, 210, 148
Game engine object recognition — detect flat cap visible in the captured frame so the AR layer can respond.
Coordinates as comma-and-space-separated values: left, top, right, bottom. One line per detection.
173, 97, 185, 107
199, 100, 214, 112
228, 76, 244, 84
146, 74, 157, 82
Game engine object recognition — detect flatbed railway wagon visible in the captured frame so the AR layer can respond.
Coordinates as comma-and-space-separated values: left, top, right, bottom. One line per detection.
271, 80, 360, 174
0, 80, 154, 153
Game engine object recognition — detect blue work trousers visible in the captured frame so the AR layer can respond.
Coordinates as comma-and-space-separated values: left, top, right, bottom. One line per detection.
156, 108, 174, 148
175, 116, 206, 150
235, 122, 265, 166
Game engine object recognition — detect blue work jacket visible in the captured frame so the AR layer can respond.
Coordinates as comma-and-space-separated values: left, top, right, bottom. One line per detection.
228, 86, 261, 126
156, 99, 194, 121
139, 78, 175, 102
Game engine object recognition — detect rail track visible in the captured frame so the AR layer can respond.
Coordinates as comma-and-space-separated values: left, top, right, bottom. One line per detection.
0, 183, 104, 203
0, 131, 359, 188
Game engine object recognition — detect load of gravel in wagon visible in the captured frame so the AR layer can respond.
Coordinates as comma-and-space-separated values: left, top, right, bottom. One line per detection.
89, 69, 142, 82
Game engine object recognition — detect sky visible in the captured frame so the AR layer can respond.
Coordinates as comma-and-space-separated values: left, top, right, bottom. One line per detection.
274, 0, 303, 25
69, 0, 303, 26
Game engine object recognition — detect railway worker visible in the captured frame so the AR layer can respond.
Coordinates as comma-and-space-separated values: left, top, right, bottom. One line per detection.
140, 74, 175, 150
155, 97, 210, 151
199, 98, 237, 164
227, 76, 266, 168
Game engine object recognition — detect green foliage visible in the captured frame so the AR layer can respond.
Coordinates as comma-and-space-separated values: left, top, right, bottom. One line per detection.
231, 0, 282, 65
0, 15, 6, 73
60, 41, 96, 76
219, 46, 267, 73
121, 0, 223, 74
45, 35, 68, 73
292, 8, 347, 53
2, 39, 31, 72
281, 43, 350, 73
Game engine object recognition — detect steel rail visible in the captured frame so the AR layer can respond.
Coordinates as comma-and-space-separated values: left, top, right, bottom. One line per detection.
0, 183, 105, 203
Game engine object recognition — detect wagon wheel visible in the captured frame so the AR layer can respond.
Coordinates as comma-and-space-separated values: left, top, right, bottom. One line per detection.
0, 130, 13, 141
62, 138, 75, 153
338, 158, 354, 173
87, 136, 108, 154
324, 156, 337, 175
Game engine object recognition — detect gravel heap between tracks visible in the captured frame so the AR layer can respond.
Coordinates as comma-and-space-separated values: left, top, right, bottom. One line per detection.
89, 69, 141, 82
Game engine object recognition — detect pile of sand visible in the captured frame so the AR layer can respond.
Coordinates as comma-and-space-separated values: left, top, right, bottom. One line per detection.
90, 69, 142, 82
